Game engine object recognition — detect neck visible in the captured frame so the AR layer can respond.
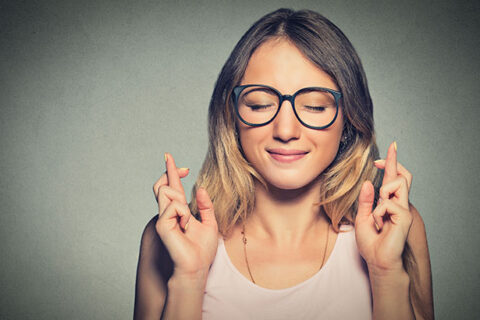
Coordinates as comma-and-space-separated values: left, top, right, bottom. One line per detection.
245, 176, 329, 248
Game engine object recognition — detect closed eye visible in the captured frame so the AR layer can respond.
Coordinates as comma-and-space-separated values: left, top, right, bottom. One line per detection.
303, 105, 327, 112
248, 104, 275, 111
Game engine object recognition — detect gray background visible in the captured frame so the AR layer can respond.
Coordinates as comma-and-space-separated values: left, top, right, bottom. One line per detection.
1, 0, 479, 319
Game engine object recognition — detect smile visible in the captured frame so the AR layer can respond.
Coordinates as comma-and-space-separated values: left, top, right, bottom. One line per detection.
267, 149, 308, 163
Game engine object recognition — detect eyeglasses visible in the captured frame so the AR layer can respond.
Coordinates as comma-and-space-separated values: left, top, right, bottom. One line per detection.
232, 84, 342, 130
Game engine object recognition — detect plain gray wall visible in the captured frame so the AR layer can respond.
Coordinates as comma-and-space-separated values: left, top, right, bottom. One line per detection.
1, 0, 479, 319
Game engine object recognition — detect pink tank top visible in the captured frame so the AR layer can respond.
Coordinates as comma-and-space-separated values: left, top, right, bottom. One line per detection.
202, 225, 372, 319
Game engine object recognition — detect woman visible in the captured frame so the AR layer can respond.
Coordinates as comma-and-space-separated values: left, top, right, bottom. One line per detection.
134, 8, 433, 320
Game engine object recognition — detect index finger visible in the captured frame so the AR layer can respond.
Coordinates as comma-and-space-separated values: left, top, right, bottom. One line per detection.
165, 152, 186, 195
382, 141, 397, 185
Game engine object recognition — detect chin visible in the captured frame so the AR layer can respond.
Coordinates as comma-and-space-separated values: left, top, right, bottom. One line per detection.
268, 181, 305, 191
262, 172, 322, 191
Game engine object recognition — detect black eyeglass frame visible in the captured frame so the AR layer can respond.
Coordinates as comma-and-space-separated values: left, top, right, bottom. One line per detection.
232, 84, 342, 130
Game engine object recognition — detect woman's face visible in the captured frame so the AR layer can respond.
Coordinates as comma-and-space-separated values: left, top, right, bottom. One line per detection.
237, 38, 344, 190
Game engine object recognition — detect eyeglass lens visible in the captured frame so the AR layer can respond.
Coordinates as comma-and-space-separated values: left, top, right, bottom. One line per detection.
236, 86, 337, 128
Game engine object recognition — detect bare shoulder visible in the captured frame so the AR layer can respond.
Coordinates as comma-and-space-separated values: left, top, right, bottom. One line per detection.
409, 203, 424, 224
408, 203, 428, 245
407, 203, 434, 320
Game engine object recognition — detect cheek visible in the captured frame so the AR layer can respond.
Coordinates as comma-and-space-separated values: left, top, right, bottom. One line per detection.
327, 114, 344, 152
315, 134, 341, 157
310, 127, 343, 163
237, 126, 272, 168
238, 128, 260, 160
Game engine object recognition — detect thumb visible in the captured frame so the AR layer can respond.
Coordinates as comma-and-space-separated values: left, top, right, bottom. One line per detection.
356, 180, 374, 222
196, 187, 217, 228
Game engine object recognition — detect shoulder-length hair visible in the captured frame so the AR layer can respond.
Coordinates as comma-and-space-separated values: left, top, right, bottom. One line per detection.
188, 8, 422, 314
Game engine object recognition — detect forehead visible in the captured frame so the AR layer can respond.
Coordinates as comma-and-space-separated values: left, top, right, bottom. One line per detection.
241, 38, 338, 93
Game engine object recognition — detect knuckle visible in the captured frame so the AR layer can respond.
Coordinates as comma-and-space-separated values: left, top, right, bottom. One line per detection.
170, 200, 188, 212
182, 202, 191, 214
158, 184, 166, 193
153, 182, 160, 195
152, 174, 167, 191
379, 185, 388, 198
382, 198, 392, 209
158, 185, 169, 197
407, 172, 413, 182
400, 176, 408, 187
170, 199, 181, 207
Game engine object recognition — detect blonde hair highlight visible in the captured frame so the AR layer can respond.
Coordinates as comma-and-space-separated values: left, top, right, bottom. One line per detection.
187, 8, 423, 315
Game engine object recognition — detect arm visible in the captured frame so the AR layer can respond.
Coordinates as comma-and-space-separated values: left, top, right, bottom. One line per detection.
163, 271, 209, 320
357, 179, 416, 320
134, 216, 208, 320
134, 154, 218, 319
357, 142, 429, 320
369, 144, 434, 319
406, 204, 434, 320
367, 205, 434, 320
134, 216, 170, 320
369, 266, 413, 320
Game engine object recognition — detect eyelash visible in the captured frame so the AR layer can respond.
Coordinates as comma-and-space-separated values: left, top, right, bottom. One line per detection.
247, 105, 328, 111
248, 104, 273, 110
303, 106, 326, 112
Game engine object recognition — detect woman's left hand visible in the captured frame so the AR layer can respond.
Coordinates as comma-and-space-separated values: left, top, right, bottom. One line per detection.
355, 141, 414, 275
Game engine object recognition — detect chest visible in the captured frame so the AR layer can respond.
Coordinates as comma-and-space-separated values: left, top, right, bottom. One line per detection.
203, 229, 373, 320
223, 231, 338, 289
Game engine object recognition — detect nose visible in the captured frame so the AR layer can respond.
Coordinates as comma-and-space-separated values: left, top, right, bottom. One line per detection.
272, 99, 301, 142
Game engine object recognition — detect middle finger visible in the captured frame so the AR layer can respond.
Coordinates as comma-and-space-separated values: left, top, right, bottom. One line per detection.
382, 141, 398, 185
374, 159, 412, 191
153, 167, 190, 198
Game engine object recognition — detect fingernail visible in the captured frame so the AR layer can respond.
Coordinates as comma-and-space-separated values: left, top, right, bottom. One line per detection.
164, 153, 168, 163
393, 141, 397, 152
180, 167, 189, 171
374, 221, 380, 231
374, 159, 383, 164
184, 219, 190, 231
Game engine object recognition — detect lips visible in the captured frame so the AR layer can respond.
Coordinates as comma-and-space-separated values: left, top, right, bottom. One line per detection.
267, 148, 308, 163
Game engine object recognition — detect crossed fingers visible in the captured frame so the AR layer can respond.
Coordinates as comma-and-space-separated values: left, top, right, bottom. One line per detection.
371, 142, 413, 231
374, 142, 413, 191
153, 153, 191, 231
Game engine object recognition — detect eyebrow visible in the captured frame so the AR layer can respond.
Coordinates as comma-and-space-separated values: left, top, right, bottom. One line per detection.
241, 84, 339, 95
242, 86, 277, 95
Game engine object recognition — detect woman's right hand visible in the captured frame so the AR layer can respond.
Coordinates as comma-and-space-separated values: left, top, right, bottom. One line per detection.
153, 153, 219, 283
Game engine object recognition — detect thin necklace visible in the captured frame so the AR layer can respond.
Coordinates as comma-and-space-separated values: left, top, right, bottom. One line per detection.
240, 221, 330, 285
